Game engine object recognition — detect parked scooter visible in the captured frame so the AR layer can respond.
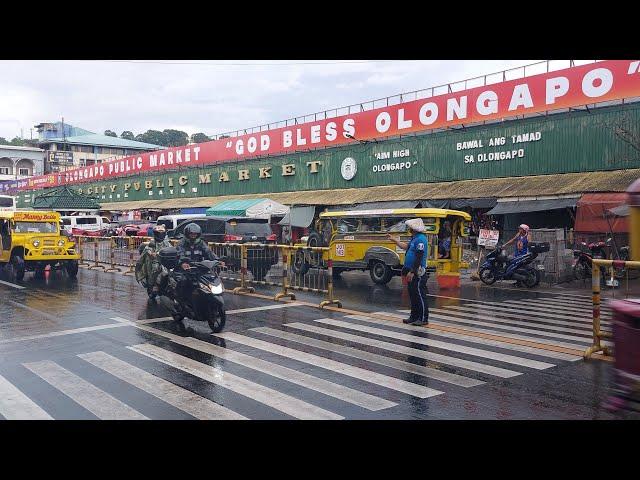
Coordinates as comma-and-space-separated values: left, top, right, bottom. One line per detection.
479, 242, 549, 288
155, 247, 227, 333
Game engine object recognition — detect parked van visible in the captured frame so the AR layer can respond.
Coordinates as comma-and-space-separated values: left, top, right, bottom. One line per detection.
60, 215, 111, 233
156, 214, 204, 232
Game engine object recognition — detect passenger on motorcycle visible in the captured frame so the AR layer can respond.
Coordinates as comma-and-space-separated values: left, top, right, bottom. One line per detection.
139, 225, 172, 299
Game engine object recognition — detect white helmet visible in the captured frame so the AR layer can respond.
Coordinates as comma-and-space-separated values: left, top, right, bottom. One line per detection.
519, 224, 530, 234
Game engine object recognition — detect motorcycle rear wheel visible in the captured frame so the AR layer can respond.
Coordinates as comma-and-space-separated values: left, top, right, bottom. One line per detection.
207, 302, 226, 333
479, 267, 497, 285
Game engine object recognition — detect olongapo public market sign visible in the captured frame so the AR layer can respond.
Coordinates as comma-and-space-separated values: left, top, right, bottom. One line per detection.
15, 59, 640, 192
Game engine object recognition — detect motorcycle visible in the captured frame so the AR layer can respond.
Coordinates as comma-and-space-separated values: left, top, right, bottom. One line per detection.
479, 242, 549, 288
155, 247, 227, 333
572, 237, 629, 285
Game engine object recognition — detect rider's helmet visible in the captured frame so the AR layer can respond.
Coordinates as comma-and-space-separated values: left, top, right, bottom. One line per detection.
153, 224, 166, 242
518, 224, 530, 234
184, 223, 202, 244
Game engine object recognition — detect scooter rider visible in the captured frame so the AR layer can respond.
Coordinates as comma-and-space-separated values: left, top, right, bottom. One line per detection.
387, 218, 429, 326
175, 223, 224, 299
176, 223, 219, 266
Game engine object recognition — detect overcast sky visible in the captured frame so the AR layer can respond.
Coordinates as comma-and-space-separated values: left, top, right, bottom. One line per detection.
0, 59, 572, 141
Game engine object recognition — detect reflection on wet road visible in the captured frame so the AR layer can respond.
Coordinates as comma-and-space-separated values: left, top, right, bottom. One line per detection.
0, 266, 636, 420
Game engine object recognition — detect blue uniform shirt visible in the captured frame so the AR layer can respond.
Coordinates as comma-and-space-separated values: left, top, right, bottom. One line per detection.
515, 234, 528, 257
404, 233, 428, 270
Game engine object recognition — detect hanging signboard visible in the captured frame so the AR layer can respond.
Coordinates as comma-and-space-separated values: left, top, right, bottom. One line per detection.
478, 229, 500, 247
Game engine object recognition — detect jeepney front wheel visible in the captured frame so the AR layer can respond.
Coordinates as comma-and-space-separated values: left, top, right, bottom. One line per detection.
11, 254, 25, 282
370, 261, 393, 285
66, 260, 79, 278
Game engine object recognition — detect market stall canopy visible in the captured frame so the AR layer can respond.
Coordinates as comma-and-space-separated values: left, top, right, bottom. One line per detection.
278, 206, 316, 228
575, 192, 628, 233
32, 185, 100, 211
445, 198, 498, 210
607, 204, 630, 217
206, 198, 289, 218
486, 195, 580, 215
99, 168, 640, 212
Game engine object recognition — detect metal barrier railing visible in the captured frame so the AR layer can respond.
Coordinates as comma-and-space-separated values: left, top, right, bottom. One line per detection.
72, 236, 341, 308
584, 258, 640, 359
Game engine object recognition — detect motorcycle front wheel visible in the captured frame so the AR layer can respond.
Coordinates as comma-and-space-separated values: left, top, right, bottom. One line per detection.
207, 301, 226, 333
479, 267, 497, 285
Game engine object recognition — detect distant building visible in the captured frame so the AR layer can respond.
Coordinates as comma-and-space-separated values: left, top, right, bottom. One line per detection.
32, 122, 163, 173
0, 144, 45, 182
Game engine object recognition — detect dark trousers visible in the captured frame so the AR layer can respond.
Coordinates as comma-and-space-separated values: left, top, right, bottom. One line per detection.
408, 273, 429, 322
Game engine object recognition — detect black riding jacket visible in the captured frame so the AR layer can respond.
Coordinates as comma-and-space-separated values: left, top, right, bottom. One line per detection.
176, 238, 218, 263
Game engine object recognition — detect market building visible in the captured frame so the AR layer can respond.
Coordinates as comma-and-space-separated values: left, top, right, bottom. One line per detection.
11, 60, 640, 247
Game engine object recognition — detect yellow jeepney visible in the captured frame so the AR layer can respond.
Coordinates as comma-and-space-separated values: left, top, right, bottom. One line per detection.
0, 210, 80, 281
292, 207, 471, 286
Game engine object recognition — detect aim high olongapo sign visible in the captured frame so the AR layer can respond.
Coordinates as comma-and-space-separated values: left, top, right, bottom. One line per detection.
16, 60, 640, 192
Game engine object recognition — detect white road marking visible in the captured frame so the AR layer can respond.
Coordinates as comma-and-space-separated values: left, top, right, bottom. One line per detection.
78, 351, 247, 420
434, 306, 604, 336
374, 311, 604, 350
0, 323, 130, 345
216, 332, 444, 398
135, 324, 395, 411
316, 318, 555, 370
255, 326, 484, 388
226, 303, 304, 314
0, 280, 25, 289
499, 298, 611, 316
450, 302, 610, 324
429, 308, 596, 344
23, 360, 148, 420
300, 320, 521, 378
0, 374, 53, 420
349, 314, 579, 362
380, 308, 591, 350
129, 343, 343, 420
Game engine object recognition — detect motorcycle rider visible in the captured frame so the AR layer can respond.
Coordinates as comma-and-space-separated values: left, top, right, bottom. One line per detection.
138, 224, 172, 299
174, 223, 224, 299
504, 224, 530, 286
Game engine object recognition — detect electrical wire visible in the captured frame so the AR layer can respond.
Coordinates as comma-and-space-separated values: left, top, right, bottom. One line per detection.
98, 60, 421, 67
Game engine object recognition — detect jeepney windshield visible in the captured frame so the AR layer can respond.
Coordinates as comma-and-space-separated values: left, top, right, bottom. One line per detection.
13, 221, 58, 234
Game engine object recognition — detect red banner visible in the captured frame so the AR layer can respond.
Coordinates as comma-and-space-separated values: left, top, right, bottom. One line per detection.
19, 60, 640, 191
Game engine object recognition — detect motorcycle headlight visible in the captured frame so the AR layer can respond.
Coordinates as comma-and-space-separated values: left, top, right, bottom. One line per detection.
210, 283, 224, 295
32, 239, 40, 247
58, 239, 65, 247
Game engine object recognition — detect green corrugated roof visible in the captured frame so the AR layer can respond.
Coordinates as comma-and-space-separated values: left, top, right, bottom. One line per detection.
206, 198, 268, 216
32, 186, 100, 210
39, 134, 162, 150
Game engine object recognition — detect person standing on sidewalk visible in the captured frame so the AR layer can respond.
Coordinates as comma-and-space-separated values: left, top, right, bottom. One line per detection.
387, 218, 429, 326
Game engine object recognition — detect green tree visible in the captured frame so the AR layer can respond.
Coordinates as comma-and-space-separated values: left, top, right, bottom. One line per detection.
104, 130, 117, 137
136, 130, 167, 146
191, 132, 210, 143
0, 137, 8, 145
9, 137, 25, 146
163, 129, 189, 147
120, 131, 135, 140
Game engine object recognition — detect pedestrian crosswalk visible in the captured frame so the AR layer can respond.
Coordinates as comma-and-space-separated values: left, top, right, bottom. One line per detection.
0, 293, 604, 420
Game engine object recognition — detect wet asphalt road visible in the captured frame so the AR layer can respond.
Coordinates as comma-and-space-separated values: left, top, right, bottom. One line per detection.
1, 265, 638, 420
